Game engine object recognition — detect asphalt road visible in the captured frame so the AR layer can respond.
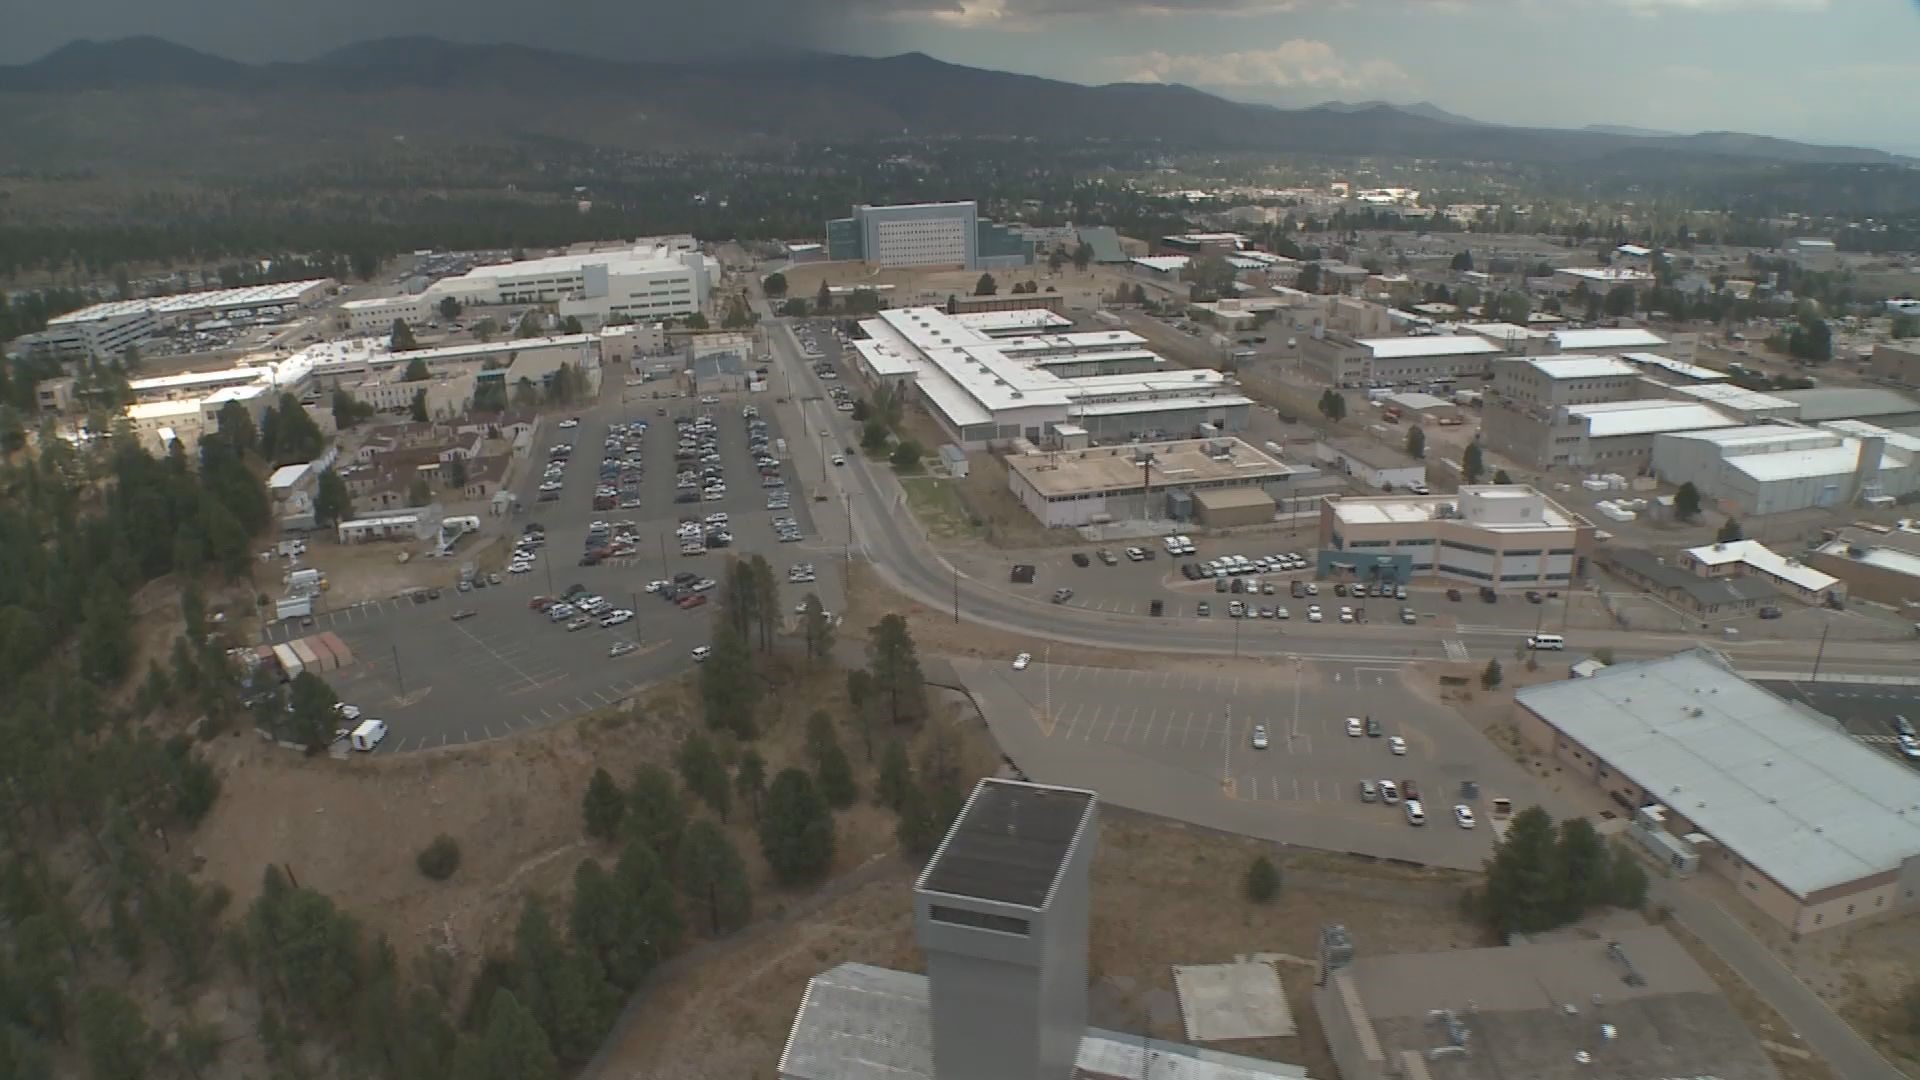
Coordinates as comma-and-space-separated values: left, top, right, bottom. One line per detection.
757, 311, 1919, 679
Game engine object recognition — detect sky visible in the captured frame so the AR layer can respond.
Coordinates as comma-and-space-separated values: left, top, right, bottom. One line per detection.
7, 0, 1920, 152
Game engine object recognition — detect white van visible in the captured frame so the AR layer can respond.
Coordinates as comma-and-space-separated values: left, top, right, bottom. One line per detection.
350, 719, 388, 752
1526, 633, 1566, 651
1405, 799, 1427, 826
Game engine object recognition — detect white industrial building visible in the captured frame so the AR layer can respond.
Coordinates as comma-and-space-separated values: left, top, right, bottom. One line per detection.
1302, 333, 1503, 387
341, 295, 435, 335
13, 279, 334, 360
1667, 383, 1801, 423
424, 245, 710, 322
1654, 422, 1920, 516
852, 307, 1251, 448
1544, 265, 1655, 293
1491, 355, 1639, 409
1556, 399, 1742, 470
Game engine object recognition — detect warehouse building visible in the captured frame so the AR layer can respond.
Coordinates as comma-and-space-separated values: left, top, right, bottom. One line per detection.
1513, 650, 1920, 935
825, 201, 1033, 269
1623, 351, 1729, 387
1484, 396, 1740, 471
1665, 382, 1800, 423
855, 307, 1251, 449
1004, 438, 1313, 529
1490, 355, 1639, 409
1317, 924, 1781, 1080
1774, 387, 1920, 429
780, 779, 1313, 1080
1543, 265, 1655, 294
1317, 485, 1595, 588
1653, 423, 1920, 515
1312, 437, 1426, 491
1302, 333, 1503, 388
1806, 525, 1920, 608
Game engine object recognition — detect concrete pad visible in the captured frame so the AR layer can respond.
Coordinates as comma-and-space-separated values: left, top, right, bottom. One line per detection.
1172, 961, 1295, 1041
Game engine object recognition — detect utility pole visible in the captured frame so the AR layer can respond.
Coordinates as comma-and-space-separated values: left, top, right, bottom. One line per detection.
845, 491, 854, 564
1233, 614, 1241, 659
1221, 700, 1233, 788
953, 566, 960, 623
1044, 643, 1052, 733
658, 532, 669, 584
633, 590, 642, 647
392, 644, 406, 697
1288, 655, 1303, 745
1810, 617, 1832, 682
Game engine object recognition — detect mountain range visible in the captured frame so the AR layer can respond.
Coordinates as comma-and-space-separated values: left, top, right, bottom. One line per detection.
0, 35, 1908, 171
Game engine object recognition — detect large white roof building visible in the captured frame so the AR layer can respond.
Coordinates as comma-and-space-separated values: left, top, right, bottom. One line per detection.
853, 307, 1251, 447
1653, 422, 1920, 516
424, 245, 710, 323
1514, 650, 1920, 934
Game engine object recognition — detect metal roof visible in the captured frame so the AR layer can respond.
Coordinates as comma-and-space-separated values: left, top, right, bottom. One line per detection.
1683, 540, 1839, 592
917, 779, 1094, 909
1521, 356, 1638, 379
1775, 387, 1920, 421
1354, 335, 1502, 360
1516, 650, 1920, 898
1568, 400, 1740, 439
1548, 327, 1668, 350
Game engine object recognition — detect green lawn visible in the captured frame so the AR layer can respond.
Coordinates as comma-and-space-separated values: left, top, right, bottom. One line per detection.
900, 476, 979, 540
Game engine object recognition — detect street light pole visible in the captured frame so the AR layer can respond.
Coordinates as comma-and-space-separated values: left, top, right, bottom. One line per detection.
1810, 617, 1832, 682
1289, 655, 1303, 745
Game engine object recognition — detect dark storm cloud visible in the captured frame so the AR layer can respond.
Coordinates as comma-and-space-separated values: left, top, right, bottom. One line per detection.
2, 0, 1325, 64
2, 0, 928, 63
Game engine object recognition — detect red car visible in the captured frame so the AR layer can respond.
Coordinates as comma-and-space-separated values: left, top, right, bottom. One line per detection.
677, 594, 708, 609
1403, 780, 1420, 802
529, 595, 553, 610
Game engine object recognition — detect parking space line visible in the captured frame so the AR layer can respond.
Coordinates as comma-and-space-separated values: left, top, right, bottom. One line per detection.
1061, 703, 1085, 740
1118, 708, 1137, 742
1292, 777, 1301, 800
1082, 706, 1104, 741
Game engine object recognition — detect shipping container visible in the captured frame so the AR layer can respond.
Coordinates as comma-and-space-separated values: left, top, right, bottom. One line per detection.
303, 635, 339, 673
290, 639, 320, 672
272, 642, 303, 679
319, 631, 354, 667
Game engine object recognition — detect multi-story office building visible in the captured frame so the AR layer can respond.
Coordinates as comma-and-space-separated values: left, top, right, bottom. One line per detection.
341, 295, 435, 336
1317, 485, 1595, 588
1301, 333, 1503, 388
17, 301, 158, 361
424, 246, 709, 320
1491, 356, 1639, 410
825, 202, 1033, 270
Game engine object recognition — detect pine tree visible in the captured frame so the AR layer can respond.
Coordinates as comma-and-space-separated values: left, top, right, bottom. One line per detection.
626, 765, 687, 864
676, 731, 732, 822
866, 614, 927, 724
876, 740, 913, 812
734, 749, 767, 821
1478, 806, 1563, 935
478, 990, 558, 1080
677, 819, 753, 935
760, 768, 836, 884
1244, 856, 1280, 903
576, 764, 622, 841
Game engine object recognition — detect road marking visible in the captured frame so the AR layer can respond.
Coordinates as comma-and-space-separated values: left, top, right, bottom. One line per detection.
1078, 705, 1102, 741
1140, 710, 1156, 743
482, 724, 492, 738
1443, 638, 1470, 662
1062, 703, 1086, 740
1292, 777, 1301, 800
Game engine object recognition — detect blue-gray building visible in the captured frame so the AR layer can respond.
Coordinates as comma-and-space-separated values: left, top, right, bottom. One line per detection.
826, 201, 1033, 270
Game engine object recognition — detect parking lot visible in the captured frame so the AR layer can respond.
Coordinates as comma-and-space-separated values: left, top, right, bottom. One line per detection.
1759, 679, 1920, 767
955, 656, 1556, 869
280, 382, 846, 752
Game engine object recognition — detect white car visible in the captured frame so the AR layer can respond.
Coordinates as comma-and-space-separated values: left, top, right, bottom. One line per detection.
691, 579, 716, 592
1250, 724, 1268, 750
1897, 733, 1920, 760
558, 418, 579, 429
1346, 717, 1364, 737
333, 702, 362, 722
1388, 735, 1408, 756
600, 611, 632, 627
831, 454, 845, 466
1012, 652, 1032, 671
508, 561, 532, 574
1453, 804, 1476, 829
609, 641, 637, 657
1273, 606, 1289, 620
1338, 606, 1355, 623
1406, 799, 1427, 826
691, 646, 712, 662
1307, 606, 1323, 623
645, 580, 670, 593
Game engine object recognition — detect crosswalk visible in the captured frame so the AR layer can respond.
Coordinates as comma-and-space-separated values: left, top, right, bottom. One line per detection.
1443, 638, 1470, 662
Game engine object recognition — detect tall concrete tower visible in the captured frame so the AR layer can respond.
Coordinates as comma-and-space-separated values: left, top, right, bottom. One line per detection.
914, 779, 1099, 1080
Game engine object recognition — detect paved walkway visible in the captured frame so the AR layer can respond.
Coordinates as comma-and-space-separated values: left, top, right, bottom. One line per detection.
1657, 880, 1909, 1080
